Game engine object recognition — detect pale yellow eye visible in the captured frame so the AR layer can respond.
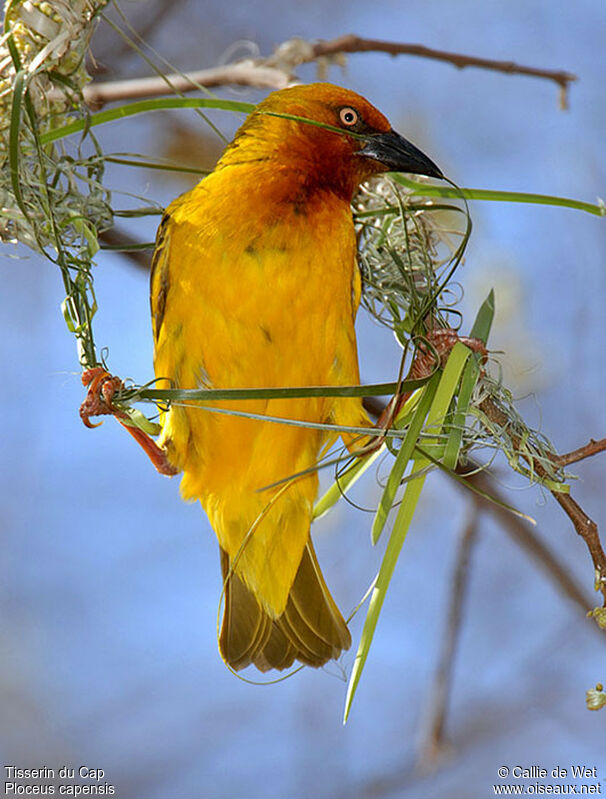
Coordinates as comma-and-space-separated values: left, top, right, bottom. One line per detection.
339, 107, 359, 127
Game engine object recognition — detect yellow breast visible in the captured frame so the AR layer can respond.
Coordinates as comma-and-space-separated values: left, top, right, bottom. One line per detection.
151, 161, 368, 613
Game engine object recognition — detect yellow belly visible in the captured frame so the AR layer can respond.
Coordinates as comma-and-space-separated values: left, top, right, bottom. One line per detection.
152, 173, 368, 615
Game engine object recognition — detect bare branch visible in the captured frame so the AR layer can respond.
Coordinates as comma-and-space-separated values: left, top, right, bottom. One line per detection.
479, 396, 606, 607
310, 35, 577, 107
551, 437, 606, 467
364, 326, 606, 612
362, 397, 597, 619
81, 64, 292, 108
79, 33, 577, 108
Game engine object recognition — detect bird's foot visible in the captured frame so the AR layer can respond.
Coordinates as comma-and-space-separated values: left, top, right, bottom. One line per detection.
79, 367, 179, 476
80, 367, 123, 428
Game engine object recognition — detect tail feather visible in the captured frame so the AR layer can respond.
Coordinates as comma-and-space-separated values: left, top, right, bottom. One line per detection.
219, 540, 351, 672
252, 625, 296, 672
282, 602, 334, 664
219, 549, 271, 670
289, 540, 352, 652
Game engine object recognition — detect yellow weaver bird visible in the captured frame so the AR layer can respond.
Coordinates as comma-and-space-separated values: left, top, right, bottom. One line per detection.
150, 83, 441, 672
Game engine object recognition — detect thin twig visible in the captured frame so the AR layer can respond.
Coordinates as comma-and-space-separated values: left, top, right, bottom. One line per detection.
551, 438, 606, 467
310, 35, 576, 107
362, 397, 597, 619
79, 64, 292, 107
79, 33, 577, 108
479, 396, 606, 607
416, 503, 479, 771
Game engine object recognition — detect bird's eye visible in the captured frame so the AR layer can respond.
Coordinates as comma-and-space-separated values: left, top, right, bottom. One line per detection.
339, 107, 359, 127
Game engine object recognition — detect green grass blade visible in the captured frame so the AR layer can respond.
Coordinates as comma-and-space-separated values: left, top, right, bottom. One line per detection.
101, 241, 155, 252
9, 70, 29, 219
134, 378, 428, 403
313, 445, 385, 520
345, 346, 475, 720
344, 460, 428, 723
414, 444, 537, 524
39, 97, 256, 145
443, 355, 480, 470
119, 406, 162, 436
104, 155, 210, 175
174, 401, 392, 438
424, 341, 472, 471
438, 292, 493, 469
354, 202, 468, 220
371, 376, 439, 545
391, 175, 606, 218
470, 289, 495, 343
261, 449, 374, 493
260, 110, 367, 140
424, 342, 471, 436
113, 207, 164, 218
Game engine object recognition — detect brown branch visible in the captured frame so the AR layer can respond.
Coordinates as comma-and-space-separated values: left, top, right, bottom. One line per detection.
551, 437, 606, 467
78, 33, 577, 109
310, 35, 576, 107
79, 64, 292, 108
362, 397, 597, 619
553, 492, 605, 592
479, 397, 606, 607
417, 503, 479, 771
366, 323, 605, 614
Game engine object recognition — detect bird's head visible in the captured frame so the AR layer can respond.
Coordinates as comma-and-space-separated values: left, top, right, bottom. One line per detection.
220, 83, 442, 201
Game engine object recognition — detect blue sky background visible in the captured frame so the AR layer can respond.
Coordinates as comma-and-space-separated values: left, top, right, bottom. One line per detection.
1, 1, 605, 796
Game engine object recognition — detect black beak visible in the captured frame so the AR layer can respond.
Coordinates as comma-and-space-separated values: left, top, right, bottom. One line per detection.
360, 129, 443, 179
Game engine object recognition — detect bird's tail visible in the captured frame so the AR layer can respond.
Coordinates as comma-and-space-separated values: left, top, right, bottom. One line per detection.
219, 540, 351, 672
